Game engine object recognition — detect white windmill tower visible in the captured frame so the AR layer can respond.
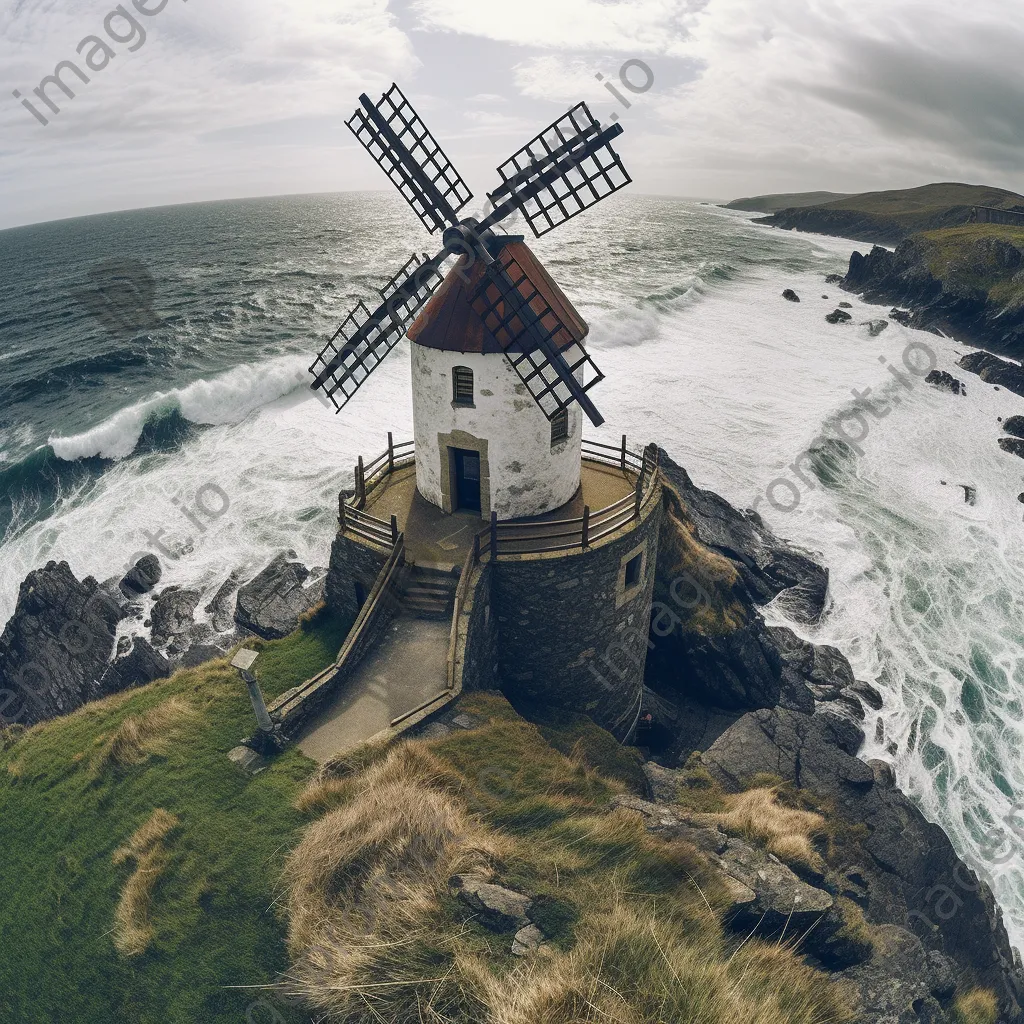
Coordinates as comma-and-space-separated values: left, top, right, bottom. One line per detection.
308, 85, 631, 520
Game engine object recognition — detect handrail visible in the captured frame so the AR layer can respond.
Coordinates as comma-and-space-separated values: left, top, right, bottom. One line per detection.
269, 533, 405, 720
339, 436, 660, 561
446, 544, 478, 689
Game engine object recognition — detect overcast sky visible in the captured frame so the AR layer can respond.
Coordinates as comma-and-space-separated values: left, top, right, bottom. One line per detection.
1, 0, 1021, 230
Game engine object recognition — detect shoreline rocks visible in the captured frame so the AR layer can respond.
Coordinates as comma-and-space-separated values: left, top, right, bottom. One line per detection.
234, 552, 326, 640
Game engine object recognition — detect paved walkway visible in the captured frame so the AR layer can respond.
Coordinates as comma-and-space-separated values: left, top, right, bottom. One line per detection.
296, 613, 449, 763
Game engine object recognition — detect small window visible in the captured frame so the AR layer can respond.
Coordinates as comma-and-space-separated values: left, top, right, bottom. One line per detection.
624, 552, 643, 589
452, 366, 474, 405
550, 408, 568, 446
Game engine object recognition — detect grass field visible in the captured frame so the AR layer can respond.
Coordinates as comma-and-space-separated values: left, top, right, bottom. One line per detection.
0, 611, 349, 1024
916, 223, 1024, 310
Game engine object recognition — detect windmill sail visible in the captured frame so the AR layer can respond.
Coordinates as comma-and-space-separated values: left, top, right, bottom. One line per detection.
489, 103, 631, 237
346, 84, 473, 234
471, 247, 606, 427
310, 253, 446, 410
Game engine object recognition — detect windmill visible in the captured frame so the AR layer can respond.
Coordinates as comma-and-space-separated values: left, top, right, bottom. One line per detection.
309, 84, 631, 430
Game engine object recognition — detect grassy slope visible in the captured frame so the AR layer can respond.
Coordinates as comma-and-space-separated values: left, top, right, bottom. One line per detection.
284, 691, 859, 1024
760, 182, 1024, 245
916, 223, 1024, 310
725, 191, 853, 213
0, 612, 349, 1024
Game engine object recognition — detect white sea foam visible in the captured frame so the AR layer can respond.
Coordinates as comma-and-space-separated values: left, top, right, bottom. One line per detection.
48, 355, 312, 461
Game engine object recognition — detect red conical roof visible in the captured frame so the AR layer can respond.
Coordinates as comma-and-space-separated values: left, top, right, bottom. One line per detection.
407, 239, 589, 353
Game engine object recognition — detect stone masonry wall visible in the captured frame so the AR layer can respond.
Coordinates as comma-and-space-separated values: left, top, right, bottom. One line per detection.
492, 492, 663, 740
457, 562, 499, 692
325, 531, 390, 622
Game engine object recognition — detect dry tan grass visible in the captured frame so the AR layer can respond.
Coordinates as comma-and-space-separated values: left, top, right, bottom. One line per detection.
693, 787, 827, 872
112, 809, 179, 957
658, 479, 747, 636
953, 988, 999, 1024
94, 698, 197, 770
283, 736, 854, 1024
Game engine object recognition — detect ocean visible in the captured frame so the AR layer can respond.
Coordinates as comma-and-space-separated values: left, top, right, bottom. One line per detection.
2, 192, 1023, 945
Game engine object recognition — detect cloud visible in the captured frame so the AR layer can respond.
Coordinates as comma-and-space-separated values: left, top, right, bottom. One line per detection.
411, 0, 705, 56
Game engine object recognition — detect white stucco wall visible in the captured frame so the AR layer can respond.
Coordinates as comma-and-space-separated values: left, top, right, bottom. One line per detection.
410, 344, 583, 519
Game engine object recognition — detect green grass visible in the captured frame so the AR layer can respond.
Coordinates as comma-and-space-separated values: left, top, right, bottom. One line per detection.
239, 603, 352, 701
0, 608, 354, 1024
916, 224, 1024, 310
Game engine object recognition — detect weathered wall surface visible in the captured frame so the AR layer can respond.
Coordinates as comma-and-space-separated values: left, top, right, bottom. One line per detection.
456, 563, 499, 693
491, 496, 663, 740
410, 344, 582, 519
324, 532, 390, 623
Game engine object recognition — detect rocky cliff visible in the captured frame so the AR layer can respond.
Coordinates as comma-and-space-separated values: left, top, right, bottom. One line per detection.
840, 227, 1024, 362
643, 451, 1024, 1022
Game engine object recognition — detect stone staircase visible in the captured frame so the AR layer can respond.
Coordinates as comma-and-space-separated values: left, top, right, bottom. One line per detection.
401, 564, 459, 620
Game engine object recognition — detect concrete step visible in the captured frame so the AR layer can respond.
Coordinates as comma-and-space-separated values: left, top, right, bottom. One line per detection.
401, 564, 459, 619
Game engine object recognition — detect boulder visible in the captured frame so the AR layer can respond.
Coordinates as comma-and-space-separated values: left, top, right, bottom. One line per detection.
958, 351, 1024, 398
235, 553, 325, 640
838, 301, 853, 308
925, 370, 966, 395
511, 923, 546, 956
450, 874, 532, 932
824, 274, 844, 285
0, 561, 125, 726
150, 587, 202, 647
118, 554, 162, 599
961, 484, 977, 506
999, 438, 1024, 459
98, 636, 170, 694
826, 309, 853, 324
204, 570, 242, 634
782, 289, 801, 303
889, 307, 914, 326
861, 318, 889, 337
1004, 415, 1024, 439
610, 793, 728, 854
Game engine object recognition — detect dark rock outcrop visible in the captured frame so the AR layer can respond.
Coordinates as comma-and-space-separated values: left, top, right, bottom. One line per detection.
150, 587, 202, 648
961, 484, 977, 505
862, 318, 889, 337
1000, 438, 1024, 459
119, 554, 162, 599
782, 289, 801, 302
0, 561, 125, 725
841, 243, 1024, 360
958, 351, 1024, 397
702, 708, 1024, 1019
826, 309, 853, 324
925, 370, 965, 395
838, 301, 853, 308
1004, 416, 1024, 439
235, 553, 325, 640
98, 636, 170, 693
205, 570, 243, 634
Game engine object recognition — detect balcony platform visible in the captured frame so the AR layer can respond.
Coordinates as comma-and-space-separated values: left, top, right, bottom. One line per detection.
358, 459, 637, 569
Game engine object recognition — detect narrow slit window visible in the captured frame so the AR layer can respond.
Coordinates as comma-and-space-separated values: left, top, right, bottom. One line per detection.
624, 552, 642, 589
550, 408, 569, 445
452, 365, 474, 405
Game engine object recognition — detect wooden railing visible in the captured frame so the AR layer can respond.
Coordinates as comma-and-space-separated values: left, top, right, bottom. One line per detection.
268, 532, 406, 727
339, 435, 661, 561
447, 544, 479, 688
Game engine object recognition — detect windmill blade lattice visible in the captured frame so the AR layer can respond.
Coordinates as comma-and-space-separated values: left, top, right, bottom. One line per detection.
346, 85, 473, 234
490, 103, 631, 237
471, 248, 606, 427
310, 253, 446, 410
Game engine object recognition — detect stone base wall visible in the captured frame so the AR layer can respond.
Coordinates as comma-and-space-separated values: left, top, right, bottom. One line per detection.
457, 563, 499, 692
492, 495, 663, 740
325, 532, 390, 622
